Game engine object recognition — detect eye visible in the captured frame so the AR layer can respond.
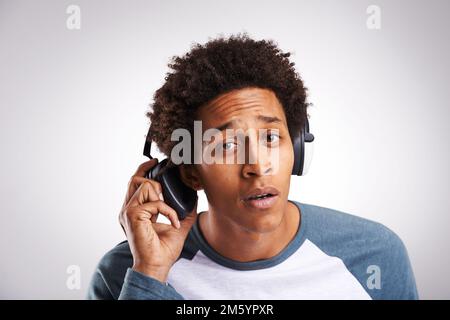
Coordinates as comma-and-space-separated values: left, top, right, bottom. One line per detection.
222, 141, 236, 151
267, 132, 279, 143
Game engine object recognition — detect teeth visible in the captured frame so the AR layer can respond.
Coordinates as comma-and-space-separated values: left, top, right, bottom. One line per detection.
249, 193, 271, 200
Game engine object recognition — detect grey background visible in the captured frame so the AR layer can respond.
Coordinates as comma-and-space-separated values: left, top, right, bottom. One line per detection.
0, 0, 449, 299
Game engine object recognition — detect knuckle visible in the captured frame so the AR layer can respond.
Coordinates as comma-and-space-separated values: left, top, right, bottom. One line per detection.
153, 181, 163, 194
128, 175, 138, 187
162, 203, 177, 217
143, 180, 151, 186
145, 180, 160, 194
140, 181, 151, 190
155, 200, 169, 212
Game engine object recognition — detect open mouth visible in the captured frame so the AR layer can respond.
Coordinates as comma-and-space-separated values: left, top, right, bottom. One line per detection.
242, 187, 280, 209
246, 193, 275, 200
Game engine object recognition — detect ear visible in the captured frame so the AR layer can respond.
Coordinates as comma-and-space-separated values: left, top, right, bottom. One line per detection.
179, 164, 203, 191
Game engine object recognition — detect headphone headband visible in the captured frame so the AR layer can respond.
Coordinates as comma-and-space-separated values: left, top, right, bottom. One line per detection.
143, 127, 153, 159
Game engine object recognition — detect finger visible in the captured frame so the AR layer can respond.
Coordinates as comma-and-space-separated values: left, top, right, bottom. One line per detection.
127, 211, 157, 245
127, 181, 179, 229
134, 158, 158, 177
123, 181, 167, 228
128, 180, 161, 211
125, 176, 163, 206
138, 201, 180, 229
128, 181, 162, 207
178, 200, 198, 235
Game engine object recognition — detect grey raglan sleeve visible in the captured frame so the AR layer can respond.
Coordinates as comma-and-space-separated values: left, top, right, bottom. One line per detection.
86, 268, 115, 299
300, 202, 419, 300
86, 266, 184, 300
376, 230, 419, 300
118, 268, 184, 300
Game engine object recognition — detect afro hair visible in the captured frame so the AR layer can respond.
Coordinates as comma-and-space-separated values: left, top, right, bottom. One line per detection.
146, 32, 310, 162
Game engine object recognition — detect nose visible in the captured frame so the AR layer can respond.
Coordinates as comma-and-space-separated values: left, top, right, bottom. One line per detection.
242, 162, 272, 177
241, 133, 273, 178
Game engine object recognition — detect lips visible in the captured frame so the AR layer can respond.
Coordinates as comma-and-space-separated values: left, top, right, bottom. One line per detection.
241, 186, 280, 209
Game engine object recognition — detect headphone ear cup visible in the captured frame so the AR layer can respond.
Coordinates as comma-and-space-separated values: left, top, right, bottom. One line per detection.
301, 138, 314, 175
291, 127, 304, 176
291, 119, 314, 176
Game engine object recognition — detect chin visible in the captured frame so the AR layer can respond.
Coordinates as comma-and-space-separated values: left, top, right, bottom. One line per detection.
242, 210, 284, 234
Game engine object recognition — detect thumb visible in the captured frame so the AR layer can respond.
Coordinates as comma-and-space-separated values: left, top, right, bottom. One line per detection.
178, 201, 198, 236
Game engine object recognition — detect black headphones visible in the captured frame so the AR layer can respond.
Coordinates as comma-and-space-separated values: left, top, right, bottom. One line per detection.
142, 118, 314, 220
291, 118, 315, 176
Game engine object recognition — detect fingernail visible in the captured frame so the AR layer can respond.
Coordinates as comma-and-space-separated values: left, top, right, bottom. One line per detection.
159, 193, 164, 201
177, 221, 181, 229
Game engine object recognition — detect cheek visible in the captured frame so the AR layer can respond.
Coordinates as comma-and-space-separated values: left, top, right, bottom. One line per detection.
272, 143, 294, 175
285, 145, 295, 171
200, 164, 239, 196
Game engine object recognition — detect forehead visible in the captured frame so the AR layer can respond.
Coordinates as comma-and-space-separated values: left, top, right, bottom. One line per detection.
196, 87, 287, 129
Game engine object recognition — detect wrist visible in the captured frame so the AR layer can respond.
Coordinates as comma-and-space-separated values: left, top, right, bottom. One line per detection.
132, 264, 170, 283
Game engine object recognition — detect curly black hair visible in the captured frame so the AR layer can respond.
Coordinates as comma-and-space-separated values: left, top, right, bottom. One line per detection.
146, 32, 310, 163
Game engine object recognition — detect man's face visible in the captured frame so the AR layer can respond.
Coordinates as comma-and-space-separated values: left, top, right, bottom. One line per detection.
189, 87, 294, 233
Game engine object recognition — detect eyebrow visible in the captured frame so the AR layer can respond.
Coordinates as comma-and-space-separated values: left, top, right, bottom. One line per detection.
213, 115, 283, 132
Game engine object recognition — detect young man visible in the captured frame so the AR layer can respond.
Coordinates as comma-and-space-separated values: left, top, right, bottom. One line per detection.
87, 34, 418, 300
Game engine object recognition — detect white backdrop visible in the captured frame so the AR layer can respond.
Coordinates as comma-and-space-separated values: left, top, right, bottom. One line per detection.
0, 0, 449, 299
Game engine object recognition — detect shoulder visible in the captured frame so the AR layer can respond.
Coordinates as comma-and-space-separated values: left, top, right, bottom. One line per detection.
87, 241, 133, 299
293, 201, 418, 299
98, 240, 133, 270
298, 202, 405, 252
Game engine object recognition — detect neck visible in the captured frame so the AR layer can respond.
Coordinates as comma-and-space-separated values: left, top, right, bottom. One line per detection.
198, 201, 300, 262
